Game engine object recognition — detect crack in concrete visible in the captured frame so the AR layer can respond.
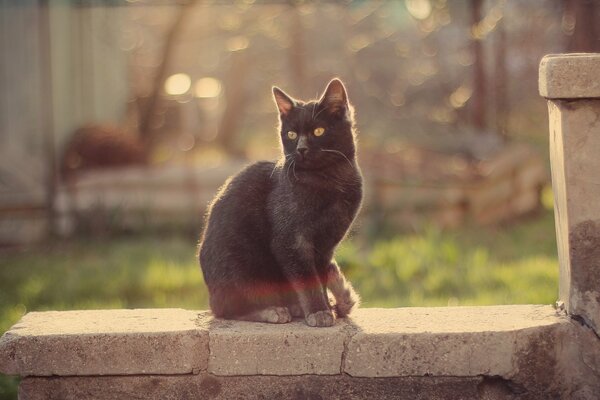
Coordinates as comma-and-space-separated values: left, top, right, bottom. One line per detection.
194, 311, 214, 374
339, 319, 360, 374
571, 314, 600, 341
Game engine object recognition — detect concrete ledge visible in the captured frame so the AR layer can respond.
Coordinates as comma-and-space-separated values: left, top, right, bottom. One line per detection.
1, 306, 599, 398
539, 53, 600, 99
344, 305, 560, 377
0, 305, 563, 378
0, 309, 209, 376
208, 316, 350, 375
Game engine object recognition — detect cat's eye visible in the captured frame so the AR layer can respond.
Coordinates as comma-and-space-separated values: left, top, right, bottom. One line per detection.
314, 127, 325, 137
287, 131, 297, 140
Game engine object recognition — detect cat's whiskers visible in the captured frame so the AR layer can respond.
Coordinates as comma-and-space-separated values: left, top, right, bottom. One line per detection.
284, 158, 294, 184
291, 160, 299, 181
311, 91, 320, 120
313, 105, 327, 121
269, 164, 278, 180
320, 148, 354, 169
271, 156, 291, 180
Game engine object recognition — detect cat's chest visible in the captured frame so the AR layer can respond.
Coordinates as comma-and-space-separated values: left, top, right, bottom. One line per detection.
287, 188, 358, 226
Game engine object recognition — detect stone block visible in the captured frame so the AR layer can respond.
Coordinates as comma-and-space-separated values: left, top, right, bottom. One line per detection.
477, 144, 532, 179
515, 159, 547, 191
434, 205, 465, 228
511, 189, 539, 215
472, 202, 513, 225
547, 98, 600, 335
0, 309, 209, 376
468, 178, 513, 214
207, 318, 349, 376
344, 305, 563, 378
539, 53, 600, 99
377, 184, 464, 210
18, 374, 485, 400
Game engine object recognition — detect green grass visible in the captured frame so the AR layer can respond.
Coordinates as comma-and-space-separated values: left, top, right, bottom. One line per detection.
338, 211, 558, 307
0, 211, 559, 399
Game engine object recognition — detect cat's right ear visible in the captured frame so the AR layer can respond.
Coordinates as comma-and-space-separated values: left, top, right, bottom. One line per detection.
272, 87, 295, 117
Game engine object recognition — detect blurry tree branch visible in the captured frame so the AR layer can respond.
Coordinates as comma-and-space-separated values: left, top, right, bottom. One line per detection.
494, 15, 508, 139
563, 0, 600, 52
215, 49, 251, 157
288, 3, 308, 98
138, 0, 198, 146
470, 0, 486, 132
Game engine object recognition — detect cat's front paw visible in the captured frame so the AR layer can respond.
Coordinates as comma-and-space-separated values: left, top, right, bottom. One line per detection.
264, 306, 292, 323
305, 310, 335, 327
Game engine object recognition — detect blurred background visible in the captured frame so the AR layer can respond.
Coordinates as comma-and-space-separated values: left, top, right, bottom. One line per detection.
1, 0, 600, 396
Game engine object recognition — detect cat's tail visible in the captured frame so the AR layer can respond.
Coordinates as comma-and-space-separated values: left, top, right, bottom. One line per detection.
326, 261, 360, 318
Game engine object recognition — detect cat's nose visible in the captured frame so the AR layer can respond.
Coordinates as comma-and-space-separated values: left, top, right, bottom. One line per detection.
297, 147, 308, 158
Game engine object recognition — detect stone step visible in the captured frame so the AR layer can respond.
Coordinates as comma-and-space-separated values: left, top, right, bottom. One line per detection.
2, 305, 598, 399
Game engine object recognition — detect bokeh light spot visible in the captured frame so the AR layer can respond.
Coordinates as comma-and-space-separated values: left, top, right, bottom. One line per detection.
165, 73, 191, 96
405, 0, 432, 20
449, 86, 472, 109
227, 36, 249, 52
194, 77, 222, 98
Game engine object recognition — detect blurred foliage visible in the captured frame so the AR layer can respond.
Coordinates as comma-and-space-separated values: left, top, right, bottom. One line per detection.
119, 0, 568, 160
0, 210, 558, 398
338, 211, 557, 307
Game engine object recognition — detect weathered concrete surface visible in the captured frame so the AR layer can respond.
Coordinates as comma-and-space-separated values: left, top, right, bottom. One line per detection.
546, 319, 600, 400
17, 374, 490, 400
2, 306, 599, 398
546, 98, 600, 336
344, 305, 561, 377
207, 317, 350, 375
539, 54, 600, 98
0, 309, 209, 376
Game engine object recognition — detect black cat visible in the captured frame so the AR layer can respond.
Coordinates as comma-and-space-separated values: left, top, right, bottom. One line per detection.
199, 79, 362, 327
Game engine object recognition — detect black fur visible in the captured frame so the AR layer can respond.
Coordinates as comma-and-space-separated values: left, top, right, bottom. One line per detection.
199, 79, 362, 327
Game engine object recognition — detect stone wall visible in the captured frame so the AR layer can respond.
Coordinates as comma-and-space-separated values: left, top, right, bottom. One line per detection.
1, 306, 599, 399
368, 143, 546, 228
56, 143, 546, 235
54, 162, 247, 234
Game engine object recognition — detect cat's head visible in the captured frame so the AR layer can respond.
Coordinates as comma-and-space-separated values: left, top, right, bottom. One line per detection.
272, 79, 356, 170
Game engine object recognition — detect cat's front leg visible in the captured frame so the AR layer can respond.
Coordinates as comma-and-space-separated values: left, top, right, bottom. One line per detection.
326, 260, 360, 317
289, 270, 335, 327
272, 238, 335, 327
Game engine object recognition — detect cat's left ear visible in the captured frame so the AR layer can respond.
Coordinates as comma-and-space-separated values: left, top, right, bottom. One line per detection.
272, 87, 295, 117
318, 78, 349, 117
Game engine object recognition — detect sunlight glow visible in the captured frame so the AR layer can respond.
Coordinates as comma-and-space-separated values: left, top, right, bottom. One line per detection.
449, 86, 472, 109
227, 36, 249, 51
165, 73, 191, 96
405, 0, 432, 20
194, 77, 222, 98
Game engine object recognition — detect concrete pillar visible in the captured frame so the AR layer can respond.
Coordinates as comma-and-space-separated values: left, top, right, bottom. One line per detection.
539, 53, 600, 335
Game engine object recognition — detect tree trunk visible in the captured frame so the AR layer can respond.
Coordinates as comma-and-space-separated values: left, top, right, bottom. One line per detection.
494, 16, 508, 139
138, 0, 198, 147
215, 50, 250, 157
470, 0, 486, 131
39, 0, 57, 235
564, 0, 600, 52
288, 4, 308, 97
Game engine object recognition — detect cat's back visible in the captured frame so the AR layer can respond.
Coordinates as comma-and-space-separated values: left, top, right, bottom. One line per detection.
202, 161, 275, 238
199, 161, 280, 303
210, 161, 275, 207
